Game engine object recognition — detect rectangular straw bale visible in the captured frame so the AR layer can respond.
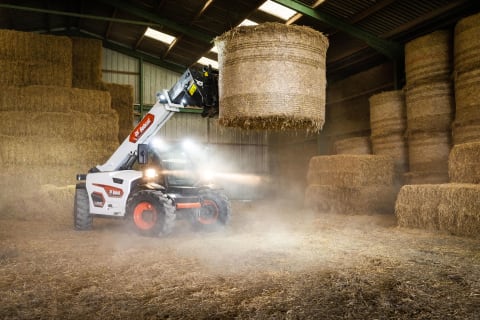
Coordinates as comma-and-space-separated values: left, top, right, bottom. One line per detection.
395, 184, 480, 237
449, 141, 480, 183
0, 86, 111, 113
0, 135, 118, 167
0, 165, 80, 190
71, 37, 106, 90
307, 155, 395, 186
0, 110, 119, 141
0, 29, 72, 64
305, 184, 398, 214
104, 82, 134, 142
0, 59, 72, 87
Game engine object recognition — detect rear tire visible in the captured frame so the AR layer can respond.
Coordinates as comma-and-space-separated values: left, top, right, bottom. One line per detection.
126, 190, 175, 237
74, 183, 92, 230
193, 189, 231, 232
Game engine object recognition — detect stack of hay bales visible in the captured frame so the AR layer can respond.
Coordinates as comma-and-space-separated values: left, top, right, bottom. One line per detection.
304, 155, 397, 214
215, 23, 328, 131
0, 30, 119, 220
369, 90, 408, 180
403, 30, 454, 184
333, 136, 371, 155
104, 83, 134, 143
395, 15, 480, 238
453, 12, 480, 144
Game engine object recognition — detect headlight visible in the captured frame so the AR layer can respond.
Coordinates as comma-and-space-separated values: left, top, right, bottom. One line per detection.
143, 168, 158, 179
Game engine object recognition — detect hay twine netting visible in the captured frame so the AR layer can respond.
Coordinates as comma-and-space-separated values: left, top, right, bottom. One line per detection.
369, 90, 406, 137
449, 141, 480, 184
395, 183, 480, 237
405, 81, 454, 133
214, 23, 328, 131
454, 11, 480, 74
333, 136, 372, 155
405, 30, 452, 86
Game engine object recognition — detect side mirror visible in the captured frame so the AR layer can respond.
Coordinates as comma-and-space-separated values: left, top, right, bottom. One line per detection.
137, 144, 149, 164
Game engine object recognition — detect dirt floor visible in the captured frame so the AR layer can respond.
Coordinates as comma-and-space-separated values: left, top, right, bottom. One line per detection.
1, 199, 479, 319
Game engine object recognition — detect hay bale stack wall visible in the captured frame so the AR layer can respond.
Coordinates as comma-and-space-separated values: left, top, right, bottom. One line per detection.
333, 136, 371, 155
403, 30, 454, 184
0, 30, 72, 87
395, 184, 480, 237
304, 155, 398, 214
104, 83, 134, 143
453, 12, 480, 145
215, 23, 328, 131
369, 90, 408, 174
0, 30, 120, 218
71, 37, 106, 90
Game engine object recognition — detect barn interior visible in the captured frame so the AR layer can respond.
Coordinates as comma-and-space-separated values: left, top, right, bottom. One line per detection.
0, 0, 479, 318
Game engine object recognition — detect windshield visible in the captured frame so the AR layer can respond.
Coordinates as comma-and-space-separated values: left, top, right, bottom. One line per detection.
153, 148, 199, 186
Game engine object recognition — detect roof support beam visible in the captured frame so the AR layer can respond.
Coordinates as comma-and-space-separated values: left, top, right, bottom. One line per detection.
272, 0, 403, 59
96, 0, 214, 44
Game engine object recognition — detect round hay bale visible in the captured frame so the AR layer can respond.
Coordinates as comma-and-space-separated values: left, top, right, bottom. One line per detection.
449, 141, 480, 183
215, 23, 328, 131
403, 171, 449, 185
371, 133, 408, 172
405, 81, 454, 132
408, 131, 451, 172
369, 90, 406, 137
454, 68, 480, 123
452, 120, 480, 144
454, 12, 480, 74
395, 183, 480, 237
333, 136, 371, 155
307, 155, 395, 186
405, 30, 452, 86
304, 184, 398, 214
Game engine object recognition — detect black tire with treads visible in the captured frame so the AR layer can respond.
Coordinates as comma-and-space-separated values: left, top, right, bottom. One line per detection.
126, 190, 175, 237
193, 189, 231, 232
74, 183, 92, 230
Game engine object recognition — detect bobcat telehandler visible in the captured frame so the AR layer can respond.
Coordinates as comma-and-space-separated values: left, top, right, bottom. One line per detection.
74, 67, 231, 236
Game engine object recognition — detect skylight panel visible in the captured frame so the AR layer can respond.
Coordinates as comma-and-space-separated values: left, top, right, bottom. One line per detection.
258, 0, 297, 20
144, 27, 175, 45
197, 56, 218, 69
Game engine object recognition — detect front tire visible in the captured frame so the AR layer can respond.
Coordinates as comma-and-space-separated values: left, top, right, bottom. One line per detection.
193, 189, 231, 232
126, 190, 175, 237
74, 183, 92, 230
